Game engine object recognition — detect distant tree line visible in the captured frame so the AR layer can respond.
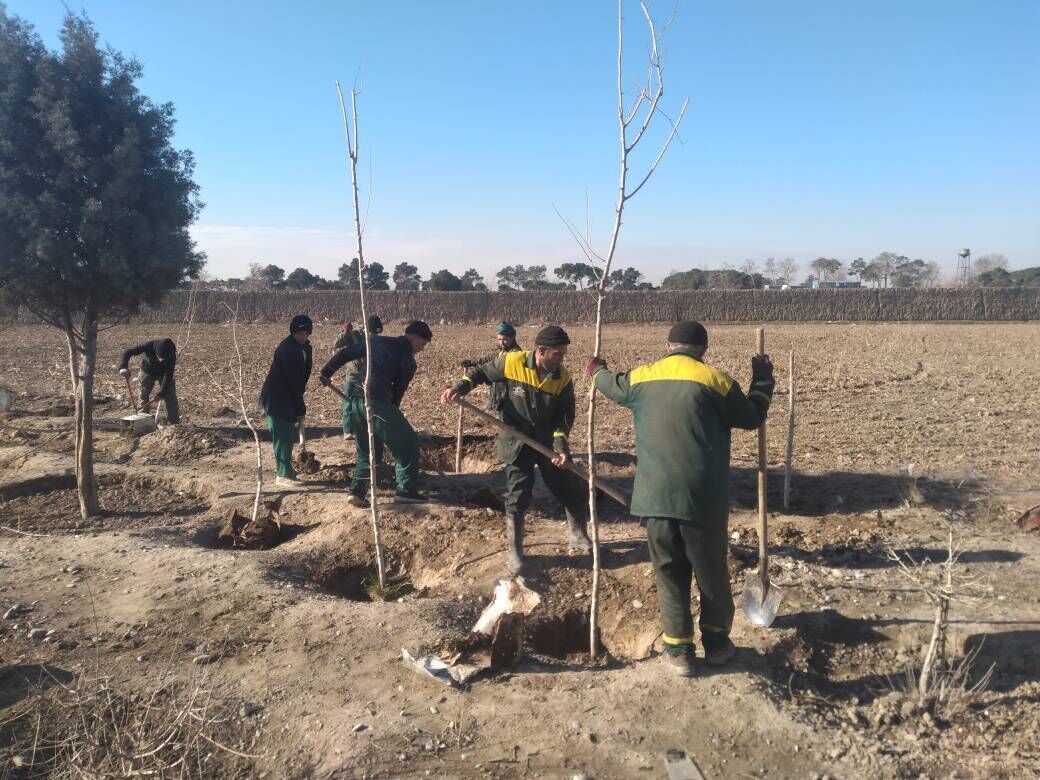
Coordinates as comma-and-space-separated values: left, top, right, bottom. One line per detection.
189, 253, 1035, 291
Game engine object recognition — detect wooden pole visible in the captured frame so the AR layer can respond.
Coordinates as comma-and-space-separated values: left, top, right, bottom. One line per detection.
783, 349, 794, 510
756, 329, 769, 589
454, 404, 464, 473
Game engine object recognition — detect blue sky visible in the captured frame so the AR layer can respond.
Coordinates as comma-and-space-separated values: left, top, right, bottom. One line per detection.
7, 0, 1039, 282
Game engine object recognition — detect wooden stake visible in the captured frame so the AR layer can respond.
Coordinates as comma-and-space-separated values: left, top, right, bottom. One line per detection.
454, 404, 464, 473
783, 349, 794, 510
337, 81, 386, 591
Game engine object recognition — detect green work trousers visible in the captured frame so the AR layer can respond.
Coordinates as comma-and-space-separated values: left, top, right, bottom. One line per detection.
342, 381, 384, 461
499, 437, 587, 520
266, 413, 297, 478
347, 397, 417, 494
645, 516, 733, 654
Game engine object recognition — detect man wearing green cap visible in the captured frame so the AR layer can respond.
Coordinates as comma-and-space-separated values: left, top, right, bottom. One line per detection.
334, 316, 384, 452
460, 322, 521, 411
320, 320, 433, 504
588, 321, 774, 676
259, 314, 314, 488
441, 324, 592, 575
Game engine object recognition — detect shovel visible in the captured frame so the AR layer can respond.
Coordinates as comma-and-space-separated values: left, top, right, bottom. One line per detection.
741, 327, 784, 627
123, 372, 138, 411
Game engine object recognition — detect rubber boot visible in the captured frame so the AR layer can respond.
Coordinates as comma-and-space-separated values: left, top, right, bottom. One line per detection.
566, 509, 592, 552
505, 513, 525, 576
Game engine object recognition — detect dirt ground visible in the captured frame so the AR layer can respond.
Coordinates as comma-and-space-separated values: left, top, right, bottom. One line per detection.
1, 322, 1038, 778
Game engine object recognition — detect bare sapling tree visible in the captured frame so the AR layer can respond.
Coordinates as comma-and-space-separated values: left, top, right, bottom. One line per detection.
336, 80, 387, 590
888, 519, 993, 714
783, 350, 795, 509
558, 0, 688, 657
204, 300, 264, 523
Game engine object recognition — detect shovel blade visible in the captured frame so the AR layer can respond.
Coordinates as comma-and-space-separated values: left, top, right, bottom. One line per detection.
741, 576, 783, 627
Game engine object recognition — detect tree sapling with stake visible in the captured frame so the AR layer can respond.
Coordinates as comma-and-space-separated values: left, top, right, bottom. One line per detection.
558, 0, 688, 658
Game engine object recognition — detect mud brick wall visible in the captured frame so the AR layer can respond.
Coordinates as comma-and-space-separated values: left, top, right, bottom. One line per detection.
2, 288, 1039, 324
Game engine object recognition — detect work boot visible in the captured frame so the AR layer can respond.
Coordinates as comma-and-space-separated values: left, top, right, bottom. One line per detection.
505, 513, 525, 576
662, 648, 697, 677
566, 510, 592, 552
275, 475, 303, 488
346, 486, 369, 508
703, 637, 737, 668
393, 489, 429, 504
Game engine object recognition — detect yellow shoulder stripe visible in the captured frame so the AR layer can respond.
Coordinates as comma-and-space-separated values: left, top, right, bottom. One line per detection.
503, 351, 571, 396
629, 354, 733, 396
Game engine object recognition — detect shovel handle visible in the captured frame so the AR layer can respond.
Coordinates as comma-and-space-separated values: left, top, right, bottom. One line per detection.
124, 374, 138, 412
756, 328, 769, 582
456, 398, 628, 508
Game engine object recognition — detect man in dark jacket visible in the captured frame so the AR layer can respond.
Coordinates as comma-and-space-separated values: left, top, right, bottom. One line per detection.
589, 321, 774, 676
320, 320, 432, 504
259, 315, 313, 488
119, 338, 179, 423
441, 325, 592, 576
460, 321, 521, 411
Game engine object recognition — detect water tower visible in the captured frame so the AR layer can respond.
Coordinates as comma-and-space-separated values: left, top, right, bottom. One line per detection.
955, 248, 972, 286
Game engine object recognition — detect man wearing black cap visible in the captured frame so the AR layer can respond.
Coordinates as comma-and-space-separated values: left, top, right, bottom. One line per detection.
259, 315, 313, 488
119, 338, 180, 423
320, 320, 432, 504
441, 324, 592, 575
460, 321, 521, 411
588, 321, 774, 676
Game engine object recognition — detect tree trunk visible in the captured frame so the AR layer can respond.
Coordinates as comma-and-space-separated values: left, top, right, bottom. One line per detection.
73, 315, 100, 519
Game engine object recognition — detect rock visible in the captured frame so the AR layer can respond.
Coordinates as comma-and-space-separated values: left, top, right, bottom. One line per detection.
28, 628, 47, 641
411, 734, 436, 751
352, 723, 368, 733
241, 702, 262, 717
4, 604, 27, 620
12, 754, 29, 768
193, 653, 217, 665
632, 599, 643, 609
429, 706, 439, 714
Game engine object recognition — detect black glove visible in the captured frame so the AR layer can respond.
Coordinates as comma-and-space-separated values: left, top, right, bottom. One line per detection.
460, 359, 477, 369
751, 355, 774, 381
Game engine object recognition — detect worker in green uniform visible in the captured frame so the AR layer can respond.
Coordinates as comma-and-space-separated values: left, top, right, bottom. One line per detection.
460, 321, 521, 411
334, 315, 383, 447
320, 320, 432, 505
259, 315, 313, 488
441, 325, 592, 576
588, 321, 774, 676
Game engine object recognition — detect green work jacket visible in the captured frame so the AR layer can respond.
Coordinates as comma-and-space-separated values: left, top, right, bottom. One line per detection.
593, 348, 774, 523
453, 350, 574, 458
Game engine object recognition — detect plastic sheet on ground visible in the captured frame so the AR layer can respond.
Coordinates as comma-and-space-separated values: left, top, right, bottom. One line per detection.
402, 578, 541, 686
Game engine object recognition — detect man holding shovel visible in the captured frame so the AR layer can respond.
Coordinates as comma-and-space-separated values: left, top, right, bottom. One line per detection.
259, 315, 313, 488
440, 325, 592, 576
319, 320, 432, 505
588, 321, 774, 676
119, 338, 179, 424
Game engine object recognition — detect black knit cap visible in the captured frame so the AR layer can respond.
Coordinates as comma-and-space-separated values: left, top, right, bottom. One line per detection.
156, 338, 175, 359
667, 321, 708, 346
534, 325, 570, 347
289, 314, 313, 334
405, 320, 433, 341
367, 315, 383, 334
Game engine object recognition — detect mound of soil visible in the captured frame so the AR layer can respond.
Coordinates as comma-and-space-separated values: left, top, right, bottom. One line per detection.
0, 473, 208, 534
134, 425, 239, 465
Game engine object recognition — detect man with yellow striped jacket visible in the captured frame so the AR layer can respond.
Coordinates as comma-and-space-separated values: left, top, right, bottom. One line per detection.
588, 321, 774, 676
441, 325, 591, 575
